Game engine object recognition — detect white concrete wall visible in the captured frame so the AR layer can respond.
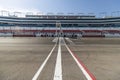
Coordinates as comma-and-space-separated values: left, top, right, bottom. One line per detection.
105, 33, 120, 38
0, 33, 13, 37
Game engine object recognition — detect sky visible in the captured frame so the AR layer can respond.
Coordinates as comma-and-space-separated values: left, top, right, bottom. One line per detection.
0, 0, 120, 17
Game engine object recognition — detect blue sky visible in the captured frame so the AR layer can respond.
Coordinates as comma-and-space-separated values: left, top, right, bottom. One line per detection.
0, 0, 119, 16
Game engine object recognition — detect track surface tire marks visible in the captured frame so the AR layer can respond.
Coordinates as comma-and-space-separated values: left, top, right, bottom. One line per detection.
62, 46, 86, 80
70, 38, 120, 80
37, 46, 58, 80
0, 38, 54, 80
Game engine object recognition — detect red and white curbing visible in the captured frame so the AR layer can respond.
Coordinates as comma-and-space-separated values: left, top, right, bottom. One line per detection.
63, 37, 96, 80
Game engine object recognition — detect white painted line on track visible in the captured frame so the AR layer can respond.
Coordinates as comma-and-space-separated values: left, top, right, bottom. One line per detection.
65, 38, 75, 45
32, 38, 58, 80
62, 37, 96, 80
53, 37, 58, 43
53, 37, 62, 80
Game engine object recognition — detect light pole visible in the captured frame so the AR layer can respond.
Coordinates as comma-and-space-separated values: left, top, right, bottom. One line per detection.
88, 13, 94, 16
78, 13, 84, 15
116, 11, 120, 17
111, 12, 116, 17
26, 12, 33, 15
14, 12, 22, 17
99, 12, 107, 18
57, 13, 64, 15
47, 12, 54, 15
37, 12, 44, 15
1, 10, 9, 16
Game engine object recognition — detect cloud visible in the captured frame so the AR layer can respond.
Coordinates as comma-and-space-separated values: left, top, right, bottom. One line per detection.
0, 0, 41, 13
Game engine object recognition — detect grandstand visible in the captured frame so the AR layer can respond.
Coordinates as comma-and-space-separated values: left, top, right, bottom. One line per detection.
1, 12, 120, 80
0, 14, 120, 37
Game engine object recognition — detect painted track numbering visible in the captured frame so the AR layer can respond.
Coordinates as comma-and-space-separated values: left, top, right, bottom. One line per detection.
32, 38, 58, 80
62, 37, 96, 80
53, 37, 62, 80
